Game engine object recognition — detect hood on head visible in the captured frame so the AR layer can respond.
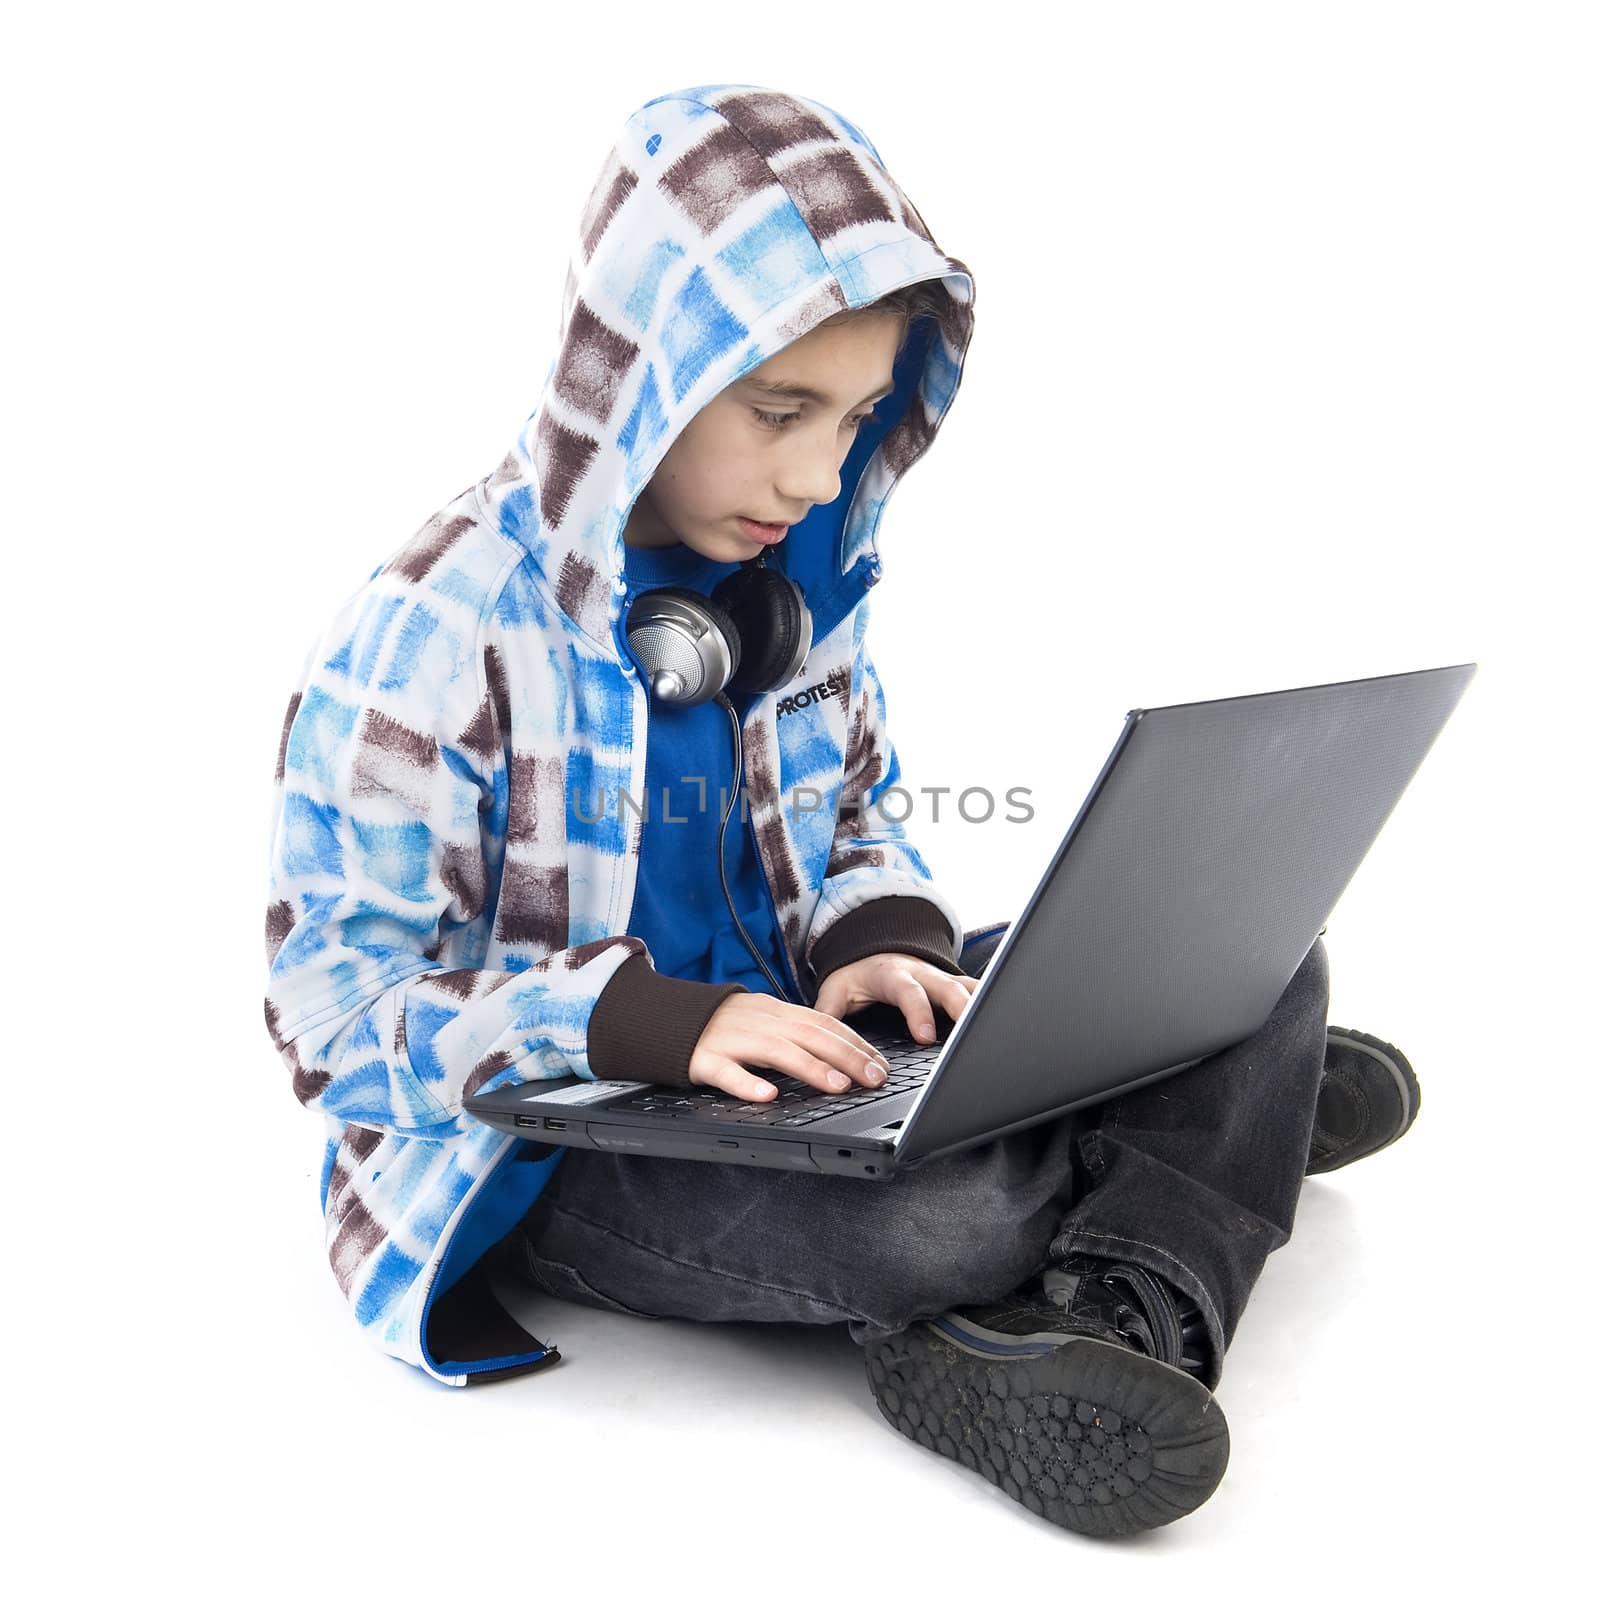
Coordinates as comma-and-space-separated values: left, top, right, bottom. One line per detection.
480, 83, 977, 657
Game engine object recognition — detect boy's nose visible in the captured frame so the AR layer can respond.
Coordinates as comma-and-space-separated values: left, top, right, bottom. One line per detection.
777, 448, 843, 511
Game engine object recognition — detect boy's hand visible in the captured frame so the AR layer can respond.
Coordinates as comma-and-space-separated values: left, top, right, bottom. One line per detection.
689, 994, 894, 1104
813, 952, 980, 1046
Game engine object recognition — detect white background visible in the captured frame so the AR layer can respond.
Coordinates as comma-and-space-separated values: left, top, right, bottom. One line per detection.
5, 2, 1595, 1591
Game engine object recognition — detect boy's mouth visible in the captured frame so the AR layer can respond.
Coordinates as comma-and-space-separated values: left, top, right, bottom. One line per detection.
737, 517, 789, 545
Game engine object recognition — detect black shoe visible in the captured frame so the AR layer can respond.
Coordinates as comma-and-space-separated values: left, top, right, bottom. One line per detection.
1308, 1026, 1421, 1176
863, 1259, 1228, 1537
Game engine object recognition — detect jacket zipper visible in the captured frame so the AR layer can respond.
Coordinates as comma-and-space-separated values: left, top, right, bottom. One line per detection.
740, 699, 805, 1004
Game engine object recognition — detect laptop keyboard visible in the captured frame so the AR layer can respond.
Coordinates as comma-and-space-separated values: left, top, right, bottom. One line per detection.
625, 1035, 943, 1128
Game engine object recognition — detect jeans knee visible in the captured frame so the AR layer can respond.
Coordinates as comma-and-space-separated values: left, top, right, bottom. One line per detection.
1298, 934, 1331, 1010
935, 1192, 1058, 1308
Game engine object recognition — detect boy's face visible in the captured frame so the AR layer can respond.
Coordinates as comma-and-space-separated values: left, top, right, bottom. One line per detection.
624, 313, 904, 559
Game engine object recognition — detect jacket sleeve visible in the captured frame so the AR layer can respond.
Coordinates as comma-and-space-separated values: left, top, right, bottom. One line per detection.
264, 574, 691, 1137
802, 614, 965, 995
586, 953, 748, 1091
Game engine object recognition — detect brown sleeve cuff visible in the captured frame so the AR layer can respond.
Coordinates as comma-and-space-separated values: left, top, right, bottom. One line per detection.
807, 895, 964, 992
587, 951, 748, 1091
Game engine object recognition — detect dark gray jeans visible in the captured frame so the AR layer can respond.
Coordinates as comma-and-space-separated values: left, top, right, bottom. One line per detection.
500, 923, 1332, 1387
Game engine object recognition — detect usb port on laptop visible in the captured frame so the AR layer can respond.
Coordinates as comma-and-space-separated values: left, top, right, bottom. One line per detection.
514, 1114, 540, 1128
544, 1118, 567, 1131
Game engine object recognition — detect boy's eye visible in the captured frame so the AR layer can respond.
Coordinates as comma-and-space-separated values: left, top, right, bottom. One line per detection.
753, 408, 876, 431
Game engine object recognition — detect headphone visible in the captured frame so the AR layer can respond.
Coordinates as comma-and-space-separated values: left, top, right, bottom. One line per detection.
623, 550, 815, 1000
623, 550, 813, 706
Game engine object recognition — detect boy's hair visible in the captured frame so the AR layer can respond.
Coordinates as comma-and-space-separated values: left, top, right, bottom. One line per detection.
821, 279, 951, 356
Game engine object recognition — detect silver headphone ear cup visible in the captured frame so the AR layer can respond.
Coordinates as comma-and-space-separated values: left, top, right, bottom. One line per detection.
623, 587, 741, 707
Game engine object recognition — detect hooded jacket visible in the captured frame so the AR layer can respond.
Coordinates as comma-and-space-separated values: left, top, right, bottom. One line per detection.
263, 83, 980, 1385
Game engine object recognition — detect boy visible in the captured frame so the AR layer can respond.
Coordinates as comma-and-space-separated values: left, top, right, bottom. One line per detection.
264, 83, 1419, 1537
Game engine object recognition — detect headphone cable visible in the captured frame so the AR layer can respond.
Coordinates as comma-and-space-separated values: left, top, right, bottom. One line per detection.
715, 691, 788, 999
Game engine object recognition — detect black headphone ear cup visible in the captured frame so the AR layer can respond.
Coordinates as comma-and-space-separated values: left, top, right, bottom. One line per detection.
623, 585, 742, 706
712, 564, 812, 696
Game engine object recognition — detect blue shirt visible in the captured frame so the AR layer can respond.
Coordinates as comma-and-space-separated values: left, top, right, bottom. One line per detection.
621, 539, 795, 1000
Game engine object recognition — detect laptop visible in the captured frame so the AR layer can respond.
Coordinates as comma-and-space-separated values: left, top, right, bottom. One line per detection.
466, 662, 1476, 1181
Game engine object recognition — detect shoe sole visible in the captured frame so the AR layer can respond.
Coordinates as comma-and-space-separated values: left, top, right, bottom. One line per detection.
1310, 1026, 1422, 1175
864, 1319, 1230, 1537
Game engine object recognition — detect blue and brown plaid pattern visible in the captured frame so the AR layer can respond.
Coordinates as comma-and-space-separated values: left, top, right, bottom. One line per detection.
265, 84, 977, 1383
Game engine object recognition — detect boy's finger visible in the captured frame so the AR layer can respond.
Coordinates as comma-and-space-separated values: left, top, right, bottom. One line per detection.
809, 1032, 890, 1088
868, 971, 939, 1043
712, 1061, 782, 1101
944, 974, 979, 1017
795, 1009, 891, 1073
768, 1034, 880, 1094
714, 1036, 857, 1100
